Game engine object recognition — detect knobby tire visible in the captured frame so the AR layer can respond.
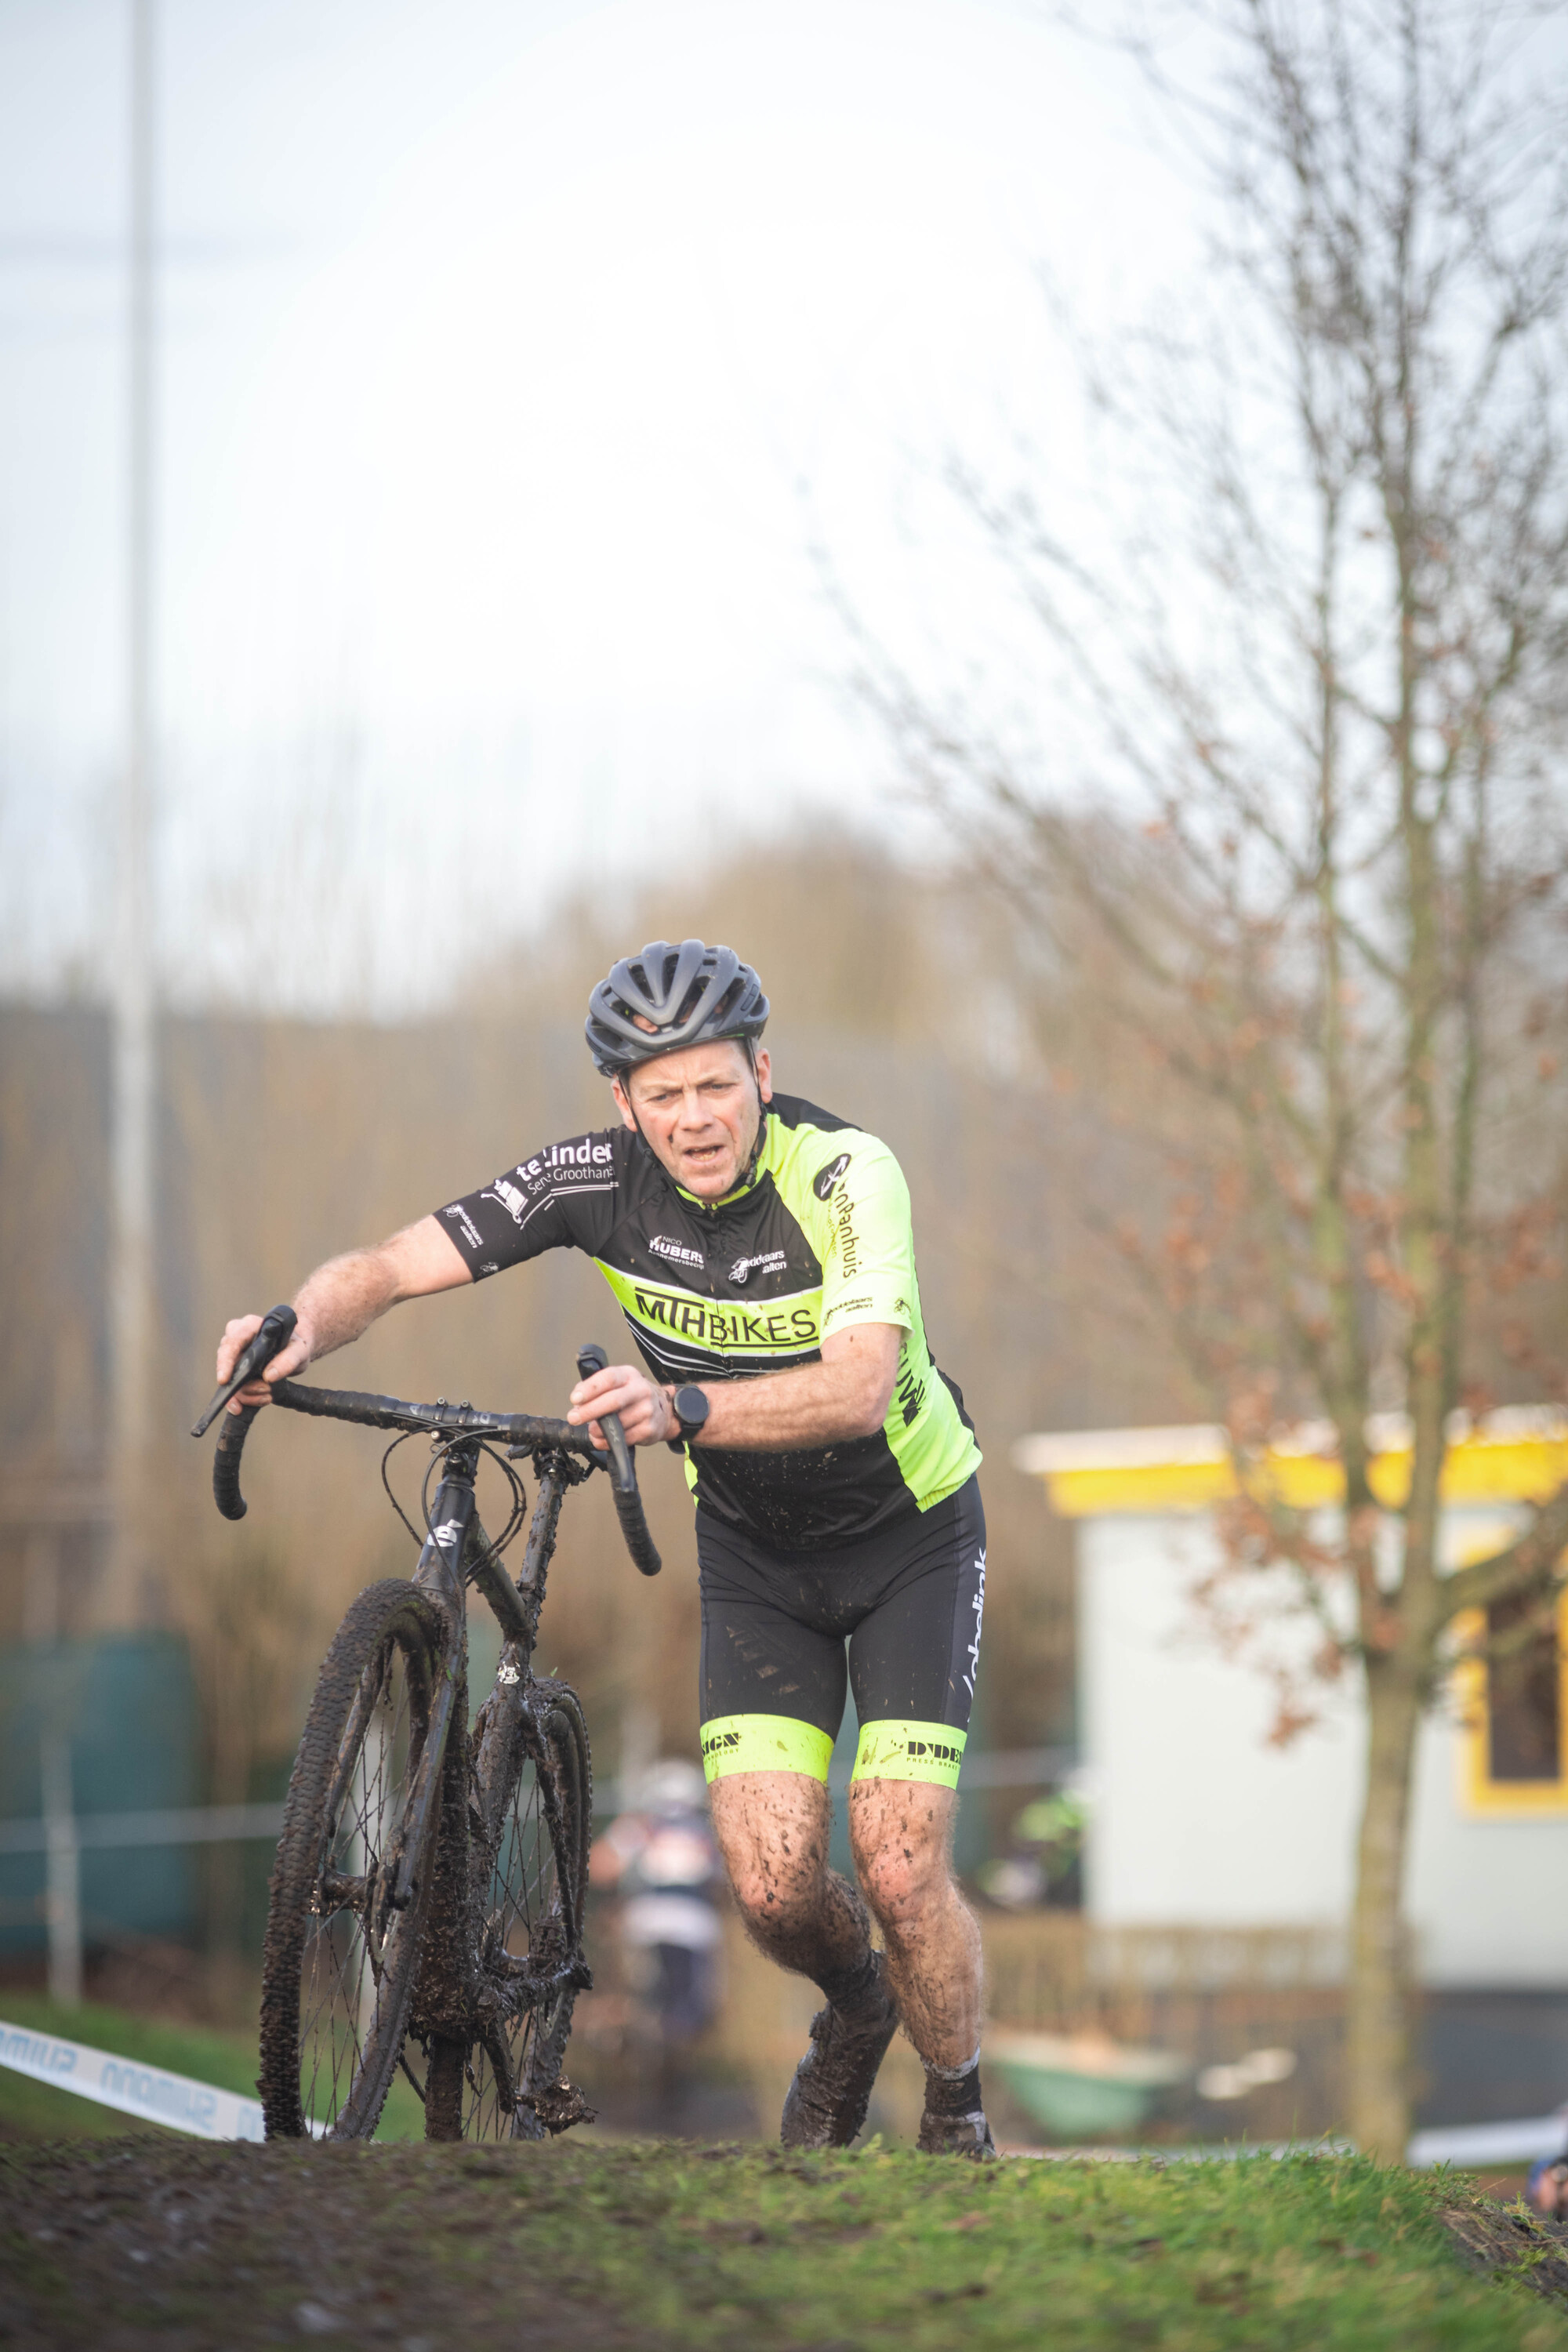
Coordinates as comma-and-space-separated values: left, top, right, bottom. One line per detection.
260, 1579, 448, 2140
423, 1675, 592, 2140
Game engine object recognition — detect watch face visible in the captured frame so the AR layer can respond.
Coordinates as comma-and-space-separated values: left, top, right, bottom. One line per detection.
674, 1384, 710, 1432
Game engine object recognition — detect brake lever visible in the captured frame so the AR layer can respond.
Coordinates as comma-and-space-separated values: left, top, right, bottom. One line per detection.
191, 1303, 299, 1438
575, 1341, 636, 1492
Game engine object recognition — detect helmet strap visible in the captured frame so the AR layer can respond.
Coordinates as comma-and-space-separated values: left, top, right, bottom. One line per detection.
737, 1040, 768, 1189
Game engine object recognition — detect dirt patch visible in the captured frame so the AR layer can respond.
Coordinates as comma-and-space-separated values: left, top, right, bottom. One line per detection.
0, 2139, 643, 2352
1442, 2201, 1568, 2309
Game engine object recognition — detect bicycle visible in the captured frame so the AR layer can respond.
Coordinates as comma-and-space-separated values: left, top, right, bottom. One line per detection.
191, 1305, 662, 2143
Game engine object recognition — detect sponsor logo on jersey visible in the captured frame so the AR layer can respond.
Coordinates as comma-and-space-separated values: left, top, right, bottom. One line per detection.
896, 1359, 927, 1427
631, 1287, 817, 1349
480, 1178, 527, 1225
701, 1725, 741, 1761
963, 1547, 986, 1697
813, 1152, 851, 1201
833, 1179, 860, 1276
823, 1294, 873, 1325
541, 1140, 615, 1169
897, 1736, 964, 1767
728, 1250, 788, 1286
444, 1203, 482, 1247
650, 1234, 704, 1269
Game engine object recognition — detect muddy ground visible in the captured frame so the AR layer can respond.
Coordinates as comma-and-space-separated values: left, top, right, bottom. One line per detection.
5, 2134, 1568, 2352
1, 2140, 645, 2352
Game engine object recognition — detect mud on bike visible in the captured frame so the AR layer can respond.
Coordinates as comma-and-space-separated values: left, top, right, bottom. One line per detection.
192, 1305, 661, 2143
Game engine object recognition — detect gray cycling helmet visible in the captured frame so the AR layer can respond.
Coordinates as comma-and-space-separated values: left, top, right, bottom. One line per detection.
586, 938, 769, 1076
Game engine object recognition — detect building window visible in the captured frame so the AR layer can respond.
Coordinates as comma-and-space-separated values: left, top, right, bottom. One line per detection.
1455, 1587, 1568, 1817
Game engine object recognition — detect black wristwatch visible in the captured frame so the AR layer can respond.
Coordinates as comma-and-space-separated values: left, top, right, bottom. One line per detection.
666, 1383, 710, 1453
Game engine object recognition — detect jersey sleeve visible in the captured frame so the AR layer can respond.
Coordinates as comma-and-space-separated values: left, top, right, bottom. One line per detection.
435, 1131, 621, 1280
812, 1134, 918, 1339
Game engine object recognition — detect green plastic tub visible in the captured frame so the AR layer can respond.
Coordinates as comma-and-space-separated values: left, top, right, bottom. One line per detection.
985, 2028, 1190, 2140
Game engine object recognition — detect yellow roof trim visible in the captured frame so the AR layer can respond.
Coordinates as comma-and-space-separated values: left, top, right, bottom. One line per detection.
1014, 1417, 1568, 1519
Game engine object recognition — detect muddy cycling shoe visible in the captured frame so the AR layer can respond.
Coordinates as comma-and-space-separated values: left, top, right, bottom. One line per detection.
780, 1953, 898, 2148
916, 2106, 997, 2160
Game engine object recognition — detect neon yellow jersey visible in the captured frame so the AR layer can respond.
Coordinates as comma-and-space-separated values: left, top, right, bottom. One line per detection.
437, 1093, 982, 1546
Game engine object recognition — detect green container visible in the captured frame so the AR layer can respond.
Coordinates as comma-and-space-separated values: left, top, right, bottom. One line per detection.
986, 2029, 1189, 2140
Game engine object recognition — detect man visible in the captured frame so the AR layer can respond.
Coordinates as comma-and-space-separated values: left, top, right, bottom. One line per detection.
217, 939, 993, 2155
1530, 2154, 1568, 2219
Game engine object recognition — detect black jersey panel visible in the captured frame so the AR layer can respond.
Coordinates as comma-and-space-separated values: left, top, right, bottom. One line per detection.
768, 1095, 855, 1135
685, 1428, 913, 1550
439, 1128, 631, 1276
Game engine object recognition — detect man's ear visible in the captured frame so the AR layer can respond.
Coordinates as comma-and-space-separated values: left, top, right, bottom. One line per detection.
753, 1047, 773, 1103
611, 1076, 638, 1132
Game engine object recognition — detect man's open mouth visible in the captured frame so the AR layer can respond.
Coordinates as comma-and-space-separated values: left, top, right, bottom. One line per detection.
682, 1145, 729, 1178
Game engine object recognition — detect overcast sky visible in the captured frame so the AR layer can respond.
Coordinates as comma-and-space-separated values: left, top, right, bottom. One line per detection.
0, 0, 1203, 1010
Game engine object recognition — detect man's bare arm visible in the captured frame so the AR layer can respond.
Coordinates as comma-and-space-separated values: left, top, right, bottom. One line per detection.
216, 1215, 472, 1406
567, 1322, 902, 1453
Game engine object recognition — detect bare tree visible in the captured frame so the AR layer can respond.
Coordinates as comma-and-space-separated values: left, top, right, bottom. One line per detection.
863, 0, 1568, 2154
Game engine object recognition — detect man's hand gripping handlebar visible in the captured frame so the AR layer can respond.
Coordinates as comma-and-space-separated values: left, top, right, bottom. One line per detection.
575, 1341, 662, 1577
191, 1304, 299, 1520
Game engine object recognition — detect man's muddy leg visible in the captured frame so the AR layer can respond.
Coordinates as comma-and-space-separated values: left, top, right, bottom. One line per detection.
710, 1769, 898, 2147
849, 1778, 992, 2154
847, 1780, 979, 2066
708, 1769, 869, 1979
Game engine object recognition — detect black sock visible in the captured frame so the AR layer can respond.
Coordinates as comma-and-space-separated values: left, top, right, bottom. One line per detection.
924, 2060, 982, 2118
815, 1949, 885, 2020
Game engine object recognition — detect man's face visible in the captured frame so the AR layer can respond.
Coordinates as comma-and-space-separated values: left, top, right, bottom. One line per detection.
612, 1040, 772, 1200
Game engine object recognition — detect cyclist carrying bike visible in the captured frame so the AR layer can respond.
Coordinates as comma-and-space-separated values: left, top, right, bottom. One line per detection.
217, 939, 993, 2157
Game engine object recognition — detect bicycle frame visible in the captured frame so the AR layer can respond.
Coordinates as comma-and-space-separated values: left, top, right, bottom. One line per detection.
389, 1432, 591, 1913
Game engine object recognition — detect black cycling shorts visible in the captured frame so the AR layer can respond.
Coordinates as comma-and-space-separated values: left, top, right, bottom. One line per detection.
696, 1476, 986, 1791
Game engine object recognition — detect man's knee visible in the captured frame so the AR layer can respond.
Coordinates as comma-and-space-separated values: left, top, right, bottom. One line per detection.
726, 1854, 826, 1938
850, 1804, 953, 1932
710, 1768, 833, 1940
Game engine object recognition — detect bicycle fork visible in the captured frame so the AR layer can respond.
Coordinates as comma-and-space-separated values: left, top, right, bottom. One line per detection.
379, 1443, 481, 1918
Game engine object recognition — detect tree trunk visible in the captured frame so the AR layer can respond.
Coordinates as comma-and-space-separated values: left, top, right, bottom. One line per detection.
1346, 1652, 1422, 2159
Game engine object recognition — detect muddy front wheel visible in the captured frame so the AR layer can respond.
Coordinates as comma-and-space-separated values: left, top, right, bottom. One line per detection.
435, 1674, 593, 2140
260, 1579, 449, 2140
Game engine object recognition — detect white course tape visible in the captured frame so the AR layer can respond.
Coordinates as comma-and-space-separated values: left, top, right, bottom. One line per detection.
0, 2017, 265, 2141
1407, 2114, 1568, 2169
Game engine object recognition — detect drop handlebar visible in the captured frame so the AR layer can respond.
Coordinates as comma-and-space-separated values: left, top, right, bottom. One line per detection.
194, 1312, 661, 1575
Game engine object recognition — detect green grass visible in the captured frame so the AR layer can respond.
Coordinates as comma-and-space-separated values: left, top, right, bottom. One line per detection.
5, 2135, 1565, 2350
413, 2139, 1564, 2350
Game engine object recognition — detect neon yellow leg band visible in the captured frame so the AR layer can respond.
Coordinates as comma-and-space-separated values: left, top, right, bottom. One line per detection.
851, 1720, 967, 1789
699, 1714, 834, 1784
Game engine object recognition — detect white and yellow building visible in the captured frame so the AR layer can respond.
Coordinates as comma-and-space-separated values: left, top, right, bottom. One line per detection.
1014, 1410, 1568, 1987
